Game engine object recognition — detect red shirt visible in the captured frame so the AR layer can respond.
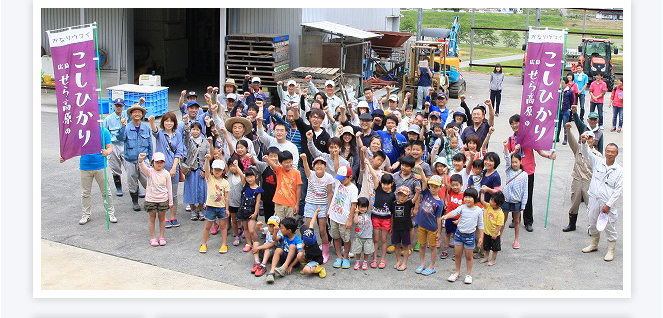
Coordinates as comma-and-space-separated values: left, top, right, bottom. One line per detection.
589, 80, 607, 103
446, 190, 464, 220
611, 86, 623, 107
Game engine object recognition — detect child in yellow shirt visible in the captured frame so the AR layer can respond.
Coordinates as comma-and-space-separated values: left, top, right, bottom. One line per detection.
480, 190, 505, 266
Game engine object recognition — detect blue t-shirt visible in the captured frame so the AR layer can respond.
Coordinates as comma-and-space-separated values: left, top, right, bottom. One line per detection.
79, 127, 112, 171
243, 185, 265, 200
418, 67, 433, 87
282, 235, 303, 254
574, 73, 589, 95
376, 130, 406, 164
414, 188, 444, 232
472, 170, 501, 202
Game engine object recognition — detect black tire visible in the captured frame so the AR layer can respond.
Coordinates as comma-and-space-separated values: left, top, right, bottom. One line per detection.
448, 79, 466, 99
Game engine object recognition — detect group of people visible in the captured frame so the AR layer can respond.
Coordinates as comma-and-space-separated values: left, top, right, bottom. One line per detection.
61, 68, 623, 285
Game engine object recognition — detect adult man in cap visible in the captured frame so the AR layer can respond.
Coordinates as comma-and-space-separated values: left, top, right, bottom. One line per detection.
571, 106, 604, 154
277, 80, 300, 114
580, 139, 622, 262
372, 109, 386, 131
460, 99, 495, 146
340, 111, 379, 147
424, 92, 451, 124
179, 90, 203, 117
243, 74, 267, 106
306, 76, 343, 115
562, 123, 602, 232
178, 101, 207, 137
384, 94, 400, 116
103, 98, 128, 196
117, 103, 153, 211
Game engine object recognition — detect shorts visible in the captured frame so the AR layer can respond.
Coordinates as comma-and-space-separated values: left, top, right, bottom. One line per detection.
274, 204, 296, 220
144, 201, 169, 213
502, 202, 522, 212
454, 230, 476, 250
351, 237, 375, 255
304, 203, 327, 218
237, 208, 253, 221
228, 206, 239, 214
372, 217, 392, 231
205, 206, 228, 221
417, 227, 437, 247
391, 229, 411, 246
482, 233, 501, 252
330, 220, 351, 242
306, 261, 320, 268
444, 219, 458, 235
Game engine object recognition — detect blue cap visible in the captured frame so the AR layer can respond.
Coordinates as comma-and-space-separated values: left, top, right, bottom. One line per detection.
372, 109, 385, 117
187, 101, 200, 108
112, 98, 125, 106
436, 92, 447, 99
255, 94, 266, 101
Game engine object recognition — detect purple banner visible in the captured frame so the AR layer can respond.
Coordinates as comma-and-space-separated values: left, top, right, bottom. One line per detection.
47, 26, 101, 160
518, 29, 565, 151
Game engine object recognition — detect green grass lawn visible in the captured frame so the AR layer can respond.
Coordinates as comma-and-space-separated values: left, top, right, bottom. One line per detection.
458, 44, 524, 61
461, 58, 523, 77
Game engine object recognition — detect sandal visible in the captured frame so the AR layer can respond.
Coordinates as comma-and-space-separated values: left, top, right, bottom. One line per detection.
421, 268, 437, 276
242, 244, 252, 252
361, 261, 368, 270
354, 261, 361, 270
150, 238, 158, 247
415, 266, 425, 274
378, 261, 386, 269
512, 241, 520, 249
233, 236, 240, 246
370, 260, 378, 268
448, 273, 459, 282
158, 238, 167, 246
440, 250, 449, 259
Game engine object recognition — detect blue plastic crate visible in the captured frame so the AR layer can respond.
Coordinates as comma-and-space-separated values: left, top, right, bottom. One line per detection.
107, 86, 169, 118
98, 98, 110, 115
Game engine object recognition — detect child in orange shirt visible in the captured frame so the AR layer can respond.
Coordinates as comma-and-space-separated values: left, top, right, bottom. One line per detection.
262, 150, 302, 220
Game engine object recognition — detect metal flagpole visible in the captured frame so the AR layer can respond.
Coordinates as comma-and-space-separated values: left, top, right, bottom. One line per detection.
544, 29, 569, 229
92, 22, 111, 231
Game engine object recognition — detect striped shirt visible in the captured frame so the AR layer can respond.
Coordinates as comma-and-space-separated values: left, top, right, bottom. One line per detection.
502, 150, 529, 207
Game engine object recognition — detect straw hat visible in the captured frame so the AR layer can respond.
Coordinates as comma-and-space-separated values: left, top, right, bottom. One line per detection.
126, 104, 147, 117
224, 117, 253, 136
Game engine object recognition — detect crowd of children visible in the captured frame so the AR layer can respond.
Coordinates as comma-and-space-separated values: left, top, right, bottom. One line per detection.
91, 72, 598, 286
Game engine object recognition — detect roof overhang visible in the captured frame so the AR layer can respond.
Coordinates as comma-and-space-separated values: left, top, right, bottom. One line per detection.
301, 21, 382, 40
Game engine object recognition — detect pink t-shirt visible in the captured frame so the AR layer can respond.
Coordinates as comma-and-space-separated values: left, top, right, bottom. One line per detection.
139, 161, 174, 205
589, 80, 607, 103
611, 86, 623, 107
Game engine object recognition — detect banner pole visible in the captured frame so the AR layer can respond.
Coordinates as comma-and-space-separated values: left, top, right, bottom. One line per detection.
544, 30, 568, 229
92, 22, 111, 231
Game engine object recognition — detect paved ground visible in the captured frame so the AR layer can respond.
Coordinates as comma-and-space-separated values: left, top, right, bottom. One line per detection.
40, 71, 623, 290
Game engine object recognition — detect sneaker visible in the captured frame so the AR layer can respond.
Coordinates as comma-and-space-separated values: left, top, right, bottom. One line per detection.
512, 241, 520, 249
165, 220, 173, 228
197, 211, 205, 221
199, 244, 207, 253
190, 212, 198, 221
464, 275, 473, 284
341, 259, 351, 269
348, 252, 355, 259
233, 236, 240, 246
354, 261, 361, 270
508, 221, 515, 228
211, 223, 219, 235
413, 242, 421, 252
170, 219, 180, 227
610, 127, 616, 132
255, 265, 266, 277
333, 258, 343, 268
79, 215, 90, 225
448, 273, 459, 282
617, 128, 622, 133
386, 245, 396, 254
274, 266, 286, 277
185, 205, 191, 212
219, 245, 228, 254
251, 263, 261, 273
266, 273, 275, 284
109, 215, 118, 223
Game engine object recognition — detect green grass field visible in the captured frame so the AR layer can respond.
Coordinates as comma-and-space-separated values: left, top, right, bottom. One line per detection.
457, 44, 523, 61
462, 58, 524, 76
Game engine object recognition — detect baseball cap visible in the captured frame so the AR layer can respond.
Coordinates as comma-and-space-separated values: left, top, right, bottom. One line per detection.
588, 112, 599, 119
388, 94, 398, 102
267, 215, 281, 226
112, 98, 125, 106
357, 100, 370, 110
397, 186, 411, 196
335, 166, 353, 181
407, 124, 421, 134
287, 80, 296, 86
255, 94, 266, 101
372, 109, 385, 118
211, 160, 226, 170
187, 101, 200, 108
312, 156, 327, 166
429, 111, 441, 119
187, 91, 197, 98
226, 93, 237, 100
325, 80, 335, 87
251, 77, 261, 83
436, 92, 447, 99
434, 157, 448, 167
300, 226, 317, 245
428, 175, 443, 186
153, 152, 166, 162
340, 125, 354, 136
581, 130, 595, 138
359, 113, 373, 121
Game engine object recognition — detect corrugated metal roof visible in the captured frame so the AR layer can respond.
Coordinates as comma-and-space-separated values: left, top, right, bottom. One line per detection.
301, 21, 382, 40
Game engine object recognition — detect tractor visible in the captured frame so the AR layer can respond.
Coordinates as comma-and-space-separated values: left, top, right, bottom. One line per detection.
420, 16, 466, 98
574, 38, 619, 91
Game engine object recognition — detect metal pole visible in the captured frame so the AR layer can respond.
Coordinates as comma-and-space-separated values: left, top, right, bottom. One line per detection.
469, 9, 475, 71
582, 9, 586, 38
80, 8, 85, 25
93, 22, 112, 231
416, 8, 423, 40
117, 9, 124, 85
535, 8, 541, 28
527, 9, 530, 27
220, 9, 227, 85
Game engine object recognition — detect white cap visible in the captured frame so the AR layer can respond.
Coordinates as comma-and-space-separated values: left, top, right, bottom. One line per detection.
388, 94, 399, 102
287, 80, 296, 86
211, 160, 226, 170
153, 152, 166, 162
357, 100, 370, 109
251, 77, 261, 83
325, 80, 335, 87
226, 93, 237, 100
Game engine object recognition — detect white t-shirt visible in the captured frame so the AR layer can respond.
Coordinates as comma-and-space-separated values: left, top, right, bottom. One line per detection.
305, 172, 334, 205
450, 169, 469, 191
328, 179, 359, 225
262, 226, 283, 244
258, 128, 300, 168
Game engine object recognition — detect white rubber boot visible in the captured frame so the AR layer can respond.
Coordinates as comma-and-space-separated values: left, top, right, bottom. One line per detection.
604, 241, 616, 261
582, 233, 600, 253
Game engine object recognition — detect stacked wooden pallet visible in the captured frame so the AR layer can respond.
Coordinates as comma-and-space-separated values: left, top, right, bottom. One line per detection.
289, 67, 342, 93
225, 34, 291, 88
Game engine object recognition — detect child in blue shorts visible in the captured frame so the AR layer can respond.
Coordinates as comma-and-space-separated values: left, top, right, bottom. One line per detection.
441, 187, 484, 284
266, 217, 303, 284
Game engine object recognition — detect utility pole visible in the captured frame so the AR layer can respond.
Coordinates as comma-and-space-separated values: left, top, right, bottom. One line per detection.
469, 9, 475, 71
535, 8, 541, 27
416, 8, 423, 40
582, 9, 586, 38
526, 8, 530, 27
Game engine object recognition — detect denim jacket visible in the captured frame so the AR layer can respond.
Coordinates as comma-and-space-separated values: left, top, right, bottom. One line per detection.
117, 122, 153, 163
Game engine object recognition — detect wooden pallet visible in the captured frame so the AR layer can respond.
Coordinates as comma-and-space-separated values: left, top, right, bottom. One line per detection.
226, 34, 289, 43
291, 67, 340, 80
